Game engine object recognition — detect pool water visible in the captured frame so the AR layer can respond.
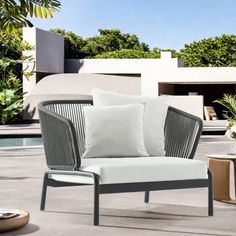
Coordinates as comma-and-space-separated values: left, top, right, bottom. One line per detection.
0, 137, 43, 148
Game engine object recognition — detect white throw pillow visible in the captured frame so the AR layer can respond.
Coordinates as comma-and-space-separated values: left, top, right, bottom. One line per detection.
82, 104, 149, 158
92, 89, 168, 156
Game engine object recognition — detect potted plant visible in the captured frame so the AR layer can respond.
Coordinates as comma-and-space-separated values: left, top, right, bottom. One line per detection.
214, 94, 236, 139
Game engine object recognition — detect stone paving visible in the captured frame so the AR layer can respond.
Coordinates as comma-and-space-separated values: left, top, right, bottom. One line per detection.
0, 136, 235, 235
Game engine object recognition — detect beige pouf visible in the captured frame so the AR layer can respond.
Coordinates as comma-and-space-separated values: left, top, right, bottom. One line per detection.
0, 210, 30, 232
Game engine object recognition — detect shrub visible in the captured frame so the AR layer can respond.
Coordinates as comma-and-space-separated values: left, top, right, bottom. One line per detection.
95, 49, 160, 59
0, 30, 33, 124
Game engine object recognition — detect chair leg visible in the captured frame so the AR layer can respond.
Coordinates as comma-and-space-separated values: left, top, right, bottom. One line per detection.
208, 169, 214, 216
144, 191, 150, 203
94, 175, 100, 225
40, 173, 49, 211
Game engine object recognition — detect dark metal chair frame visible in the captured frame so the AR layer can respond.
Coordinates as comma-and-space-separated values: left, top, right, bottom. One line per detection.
38, 100, 213, 226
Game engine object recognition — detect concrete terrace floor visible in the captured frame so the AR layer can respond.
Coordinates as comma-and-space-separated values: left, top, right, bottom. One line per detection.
0, 136, 236, 236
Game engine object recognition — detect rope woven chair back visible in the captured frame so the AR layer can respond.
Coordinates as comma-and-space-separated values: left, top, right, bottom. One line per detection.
164, 106, 203, 159
38, 100, 92, 170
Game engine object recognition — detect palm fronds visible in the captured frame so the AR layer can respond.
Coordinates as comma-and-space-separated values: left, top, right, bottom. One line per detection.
214, 94, 236, 127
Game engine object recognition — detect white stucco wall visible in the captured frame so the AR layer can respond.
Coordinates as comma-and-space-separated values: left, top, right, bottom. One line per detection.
23, 27, 64, 73
23, 73, 204, 119
65, 56, 236, 96
23, 27, 64, 94
65, 57, 183, 74
141, 67, 236, 96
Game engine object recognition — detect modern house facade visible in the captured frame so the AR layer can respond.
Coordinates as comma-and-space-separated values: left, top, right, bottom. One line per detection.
22, 27, 236, 121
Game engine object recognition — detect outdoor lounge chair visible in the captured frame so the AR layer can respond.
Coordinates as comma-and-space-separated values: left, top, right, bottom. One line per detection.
38, 100, 213, 225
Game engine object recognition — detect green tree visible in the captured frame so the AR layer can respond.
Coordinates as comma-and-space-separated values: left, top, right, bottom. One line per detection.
51, 28, 152, 58
50, 29, 87, 59
0, 0, 60, 32
83, 29, 150, 57
179, 34, 236, 67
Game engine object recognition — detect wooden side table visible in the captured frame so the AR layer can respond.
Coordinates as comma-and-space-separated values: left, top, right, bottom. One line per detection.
207, 154, 236, 204
0, 210, 29, 233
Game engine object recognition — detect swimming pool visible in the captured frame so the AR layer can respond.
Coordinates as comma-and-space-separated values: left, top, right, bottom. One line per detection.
0, 137, 43, 148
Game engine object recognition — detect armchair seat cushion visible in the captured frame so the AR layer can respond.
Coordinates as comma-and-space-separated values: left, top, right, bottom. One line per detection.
50, 157, 208, 185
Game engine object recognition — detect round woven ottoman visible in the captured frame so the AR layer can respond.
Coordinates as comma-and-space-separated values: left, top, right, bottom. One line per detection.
0, 210, 30, 233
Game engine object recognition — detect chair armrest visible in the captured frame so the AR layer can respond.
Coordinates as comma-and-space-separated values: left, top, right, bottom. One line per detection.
164, 106, 203, 159
38, 102, 81, 170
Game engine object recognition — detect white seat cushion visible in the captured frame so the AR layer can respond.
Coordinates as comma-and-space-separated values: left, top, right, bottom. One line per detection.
50, 157, 208, 184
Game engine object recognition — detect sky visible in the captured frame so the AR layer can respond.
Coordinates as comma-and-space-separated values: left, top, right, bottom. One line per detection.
30, 0, 236, 50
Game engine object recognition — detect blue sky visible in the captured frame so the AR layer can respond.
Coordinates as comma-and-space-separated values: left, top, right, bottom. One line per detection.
30, 0, 236, 50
